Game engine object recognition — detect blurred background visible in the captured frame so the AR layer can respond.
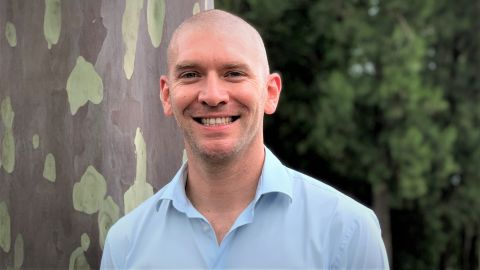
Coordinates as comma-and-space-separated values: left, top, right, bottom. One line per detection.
217, 0, 480, 269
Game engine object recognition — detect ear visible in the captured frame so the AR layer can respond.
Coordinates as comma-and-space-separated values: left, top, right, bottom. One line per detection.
264, 73, 282, 114
160, 75, 173, 116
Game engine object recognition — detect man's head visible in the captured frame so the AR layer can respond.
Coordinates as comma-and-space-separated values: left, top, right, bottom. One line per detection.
160, 10, 281, 162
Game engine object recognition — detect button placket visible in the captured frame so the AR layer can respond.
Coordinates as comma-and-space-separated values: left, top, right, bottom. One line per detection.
188, 218, 219, 268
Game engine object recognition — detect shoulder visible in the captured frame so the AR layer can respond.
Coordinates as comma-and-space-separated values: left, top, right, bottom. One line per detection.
286, 167, 382, 246
263, 148, 378, 230
103, 183, 171, 255
100, 187, 168, 269
285, 168, 388, 268
288, 168, 375, 219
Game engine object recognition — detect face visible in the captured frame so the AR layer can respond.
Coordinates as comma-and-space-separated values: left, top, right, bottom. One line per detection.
160, 25, 281, 161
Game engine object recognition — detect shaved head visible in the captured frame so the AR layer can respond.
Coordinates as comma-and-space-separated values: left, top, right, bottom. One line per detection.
166, 9, 270, 78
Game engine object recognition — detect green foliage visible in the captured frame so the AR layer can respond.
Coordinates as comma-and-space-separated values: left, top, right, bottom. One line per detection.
217, 0, 480, 268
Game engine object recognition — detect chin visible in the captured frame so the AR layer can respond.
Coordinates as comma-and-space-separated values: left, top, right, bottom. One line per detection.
202, 147, 238, 161
193, 143, 241, 162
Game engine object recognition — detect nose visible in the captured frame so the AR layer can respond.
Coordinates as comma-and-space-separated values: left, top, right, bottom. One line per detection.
198, 73, 229, 107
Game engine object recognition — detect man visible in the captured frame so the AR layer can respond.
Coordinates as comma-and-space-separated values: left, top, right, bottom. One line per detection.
101, 9, 389, 269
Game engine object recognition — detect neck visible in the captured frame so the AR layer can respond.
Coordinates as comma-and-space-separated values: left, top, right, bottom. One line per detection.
184, 136, 266, 244
185, 142, 265, 244
185, 143, 265, 214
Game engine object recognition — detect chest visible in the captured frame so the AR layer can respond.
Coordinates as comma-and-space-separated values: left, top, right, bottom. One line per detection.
125, 201, 335, 269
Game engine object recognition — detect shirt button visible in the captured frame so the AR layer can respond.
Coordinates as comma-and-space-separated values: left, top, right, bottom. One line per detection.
203, 225, 209, 232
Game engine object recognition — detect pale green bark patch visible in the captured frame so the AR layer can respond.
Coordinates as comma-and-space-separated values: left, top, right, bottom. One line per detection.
66, 56, 104, 115
43, 153, 56, 182
122, 0, 144, 79
124, 181, 153, 215
98, 196, 120, 250
0, 202, 11, 253
32, 134, 40, 149
5, 22, 17, 47
73, 166, 107, 214
43, 0, 61, 49
80, 233, 90, 252
147, 0, 165, 48
2, 129, 15, 174
182, 148, 188, 163
134, 127, 147, 182
69, 234, 91, 270
1, 97, 14, 129
14, 234, 23, 269
124, 128, 153, 214
193, 2, 200, 15
69, 247, 90, 270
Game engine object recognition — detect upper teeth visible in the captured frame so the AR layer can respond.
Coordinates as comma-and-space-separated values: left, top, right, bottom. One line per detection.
201, 117, 233, 126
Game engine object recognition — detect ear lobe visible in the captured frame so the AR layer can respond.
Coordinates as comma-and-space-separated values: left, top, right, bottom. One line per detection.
160, 75, 173, 116
264, 73, 282, 115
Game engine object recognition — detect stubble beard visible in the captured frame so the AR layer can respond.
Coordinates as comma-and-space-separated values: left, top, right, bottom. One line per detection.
184, 130, 243, 164
183, 119, 263, 166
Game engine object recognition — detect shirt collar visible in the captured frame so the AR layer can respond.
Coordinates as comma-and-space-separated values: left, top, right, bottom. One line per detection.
157, 146, 293, 213
156, 161, 190, 213
254, 147, 293, 203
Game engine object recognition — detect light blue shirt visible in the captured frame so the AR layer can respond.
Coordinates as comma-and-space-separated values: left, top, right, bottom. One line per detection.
101, 147, 389, 269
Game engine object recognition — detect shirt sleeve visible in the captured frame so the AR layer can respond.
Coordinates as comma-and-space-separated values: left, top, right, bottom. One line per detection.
331, 210, 390, 269
100, 228, 127, 270
100, 236, 116, 270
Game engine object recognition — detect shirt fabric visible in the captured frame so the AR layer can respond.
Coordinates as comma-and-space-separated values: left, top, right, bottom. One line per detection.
101, 147, 389, 269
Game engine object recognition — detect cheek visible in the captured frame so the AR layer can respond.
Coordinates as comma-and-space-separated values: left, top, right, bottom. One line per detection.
233, 82, 266, 106
171, 89, 196, 113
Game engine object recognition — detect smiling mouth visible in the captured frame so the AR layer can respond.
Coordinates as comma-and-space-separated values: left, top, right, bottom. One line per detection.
193, 116, 240, 126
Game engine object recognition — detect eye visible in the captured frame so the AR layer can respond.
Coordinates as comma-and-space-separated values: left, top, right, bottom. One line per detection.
179, 71, 200, 79
225, 71, 245, 78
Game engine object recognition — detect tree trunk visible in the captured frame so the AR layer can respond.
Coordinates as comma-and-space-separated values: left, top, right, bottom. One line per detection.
0, 0, 213, 268
373, 182, 392, 267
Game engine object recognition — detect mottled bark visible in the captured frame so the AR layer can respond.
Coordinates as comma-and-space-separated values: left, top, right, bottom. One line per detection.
0, 0, 213, 268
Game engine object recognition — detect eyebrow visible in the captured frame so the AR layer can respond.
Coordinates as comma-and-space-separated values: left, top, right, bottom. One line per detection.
174, 62, 200, 73
222, 63, 250, 71
174, 61, 251, 73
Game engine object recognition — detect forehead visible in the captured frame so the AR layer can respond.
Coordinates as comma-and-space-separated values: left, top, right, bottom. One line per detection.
168, 21, 265, 73
178, 29, 254, 60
